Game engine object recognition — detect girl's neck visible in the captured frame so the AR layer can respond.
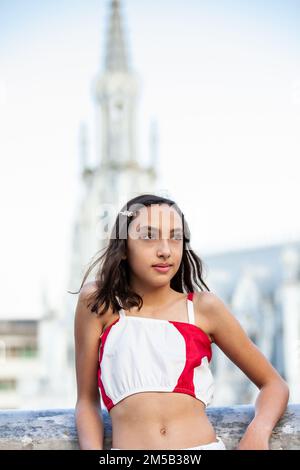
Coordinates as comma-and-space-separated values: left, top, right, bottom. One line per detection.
134, 287, 181, 310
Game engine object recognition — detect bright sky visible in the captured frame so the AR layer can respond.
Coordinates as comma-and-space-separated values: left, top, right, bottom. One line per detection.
0, 0, 299, 318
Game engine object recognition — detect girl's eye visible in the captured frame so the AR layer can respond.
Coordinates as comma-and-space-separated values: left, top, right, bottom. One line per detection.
141, 233, 183, 240
141, 233, 156, 240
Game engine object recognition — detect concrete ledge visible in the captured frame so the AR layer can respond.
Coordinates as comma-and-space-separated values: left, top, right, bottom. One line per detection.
0, 404, 299, 450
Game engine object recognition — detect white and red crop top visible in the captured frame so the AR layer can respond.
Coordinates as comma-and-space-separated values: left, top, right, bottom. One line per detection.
98, 292, 214, 412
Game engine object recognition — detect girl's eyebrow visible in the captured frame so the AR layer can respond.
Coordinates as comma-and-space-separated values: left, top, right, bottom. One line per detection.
138, 225, 183, 234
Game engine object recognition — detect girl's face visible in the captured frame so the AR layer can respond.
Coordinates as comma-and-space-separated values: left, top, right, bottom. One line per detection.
126, 204, 184, 288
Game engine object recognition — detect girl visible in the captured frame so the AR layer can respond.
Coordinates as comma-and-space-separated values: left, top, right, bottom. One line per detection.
73, 193, 289, 450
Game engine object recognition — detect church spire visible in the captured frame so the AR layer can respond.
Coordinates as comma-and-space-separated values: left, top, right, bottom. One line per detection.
104, 0, 129, 72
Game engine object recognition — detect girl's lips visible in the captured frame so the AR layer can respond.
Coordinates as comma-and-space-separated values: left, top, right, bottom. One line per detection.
152, 265, 172, 273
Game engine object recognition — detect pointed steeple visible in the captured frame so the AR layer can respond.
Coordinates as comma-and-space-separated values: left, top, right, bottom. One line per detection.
104, 0, 130, 72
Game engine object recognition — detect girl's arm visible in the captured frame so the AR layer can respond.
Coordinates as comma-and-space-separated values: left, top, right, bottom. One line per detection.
197, 292, 290, 450
74, 282, 104, 450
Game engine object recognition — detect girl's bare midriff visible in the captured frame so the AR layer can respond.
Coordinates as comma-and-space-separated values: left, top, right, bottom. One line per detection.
109, 391, 217, 450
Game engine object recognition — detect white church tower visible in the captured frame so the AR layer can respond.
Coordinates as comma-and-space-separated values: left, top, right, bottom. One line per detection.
72, 0, 159, 289
63, 0, 161, 406
94, 0, 157, 198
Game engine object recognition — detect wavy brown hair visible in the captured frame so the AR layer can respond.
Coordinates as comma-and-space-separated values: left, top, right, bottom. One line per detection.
68, 193, 210, 316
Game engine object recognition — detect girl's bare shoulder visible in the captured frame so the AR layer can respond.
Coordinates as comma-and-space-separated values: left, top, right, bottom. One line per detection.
77, 281, 112, 334
192, 291, 218, 343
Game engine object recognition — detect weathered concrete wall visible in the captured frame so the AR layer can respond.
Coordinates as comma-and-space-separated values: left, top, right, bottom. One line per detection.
0, 404, 299, 450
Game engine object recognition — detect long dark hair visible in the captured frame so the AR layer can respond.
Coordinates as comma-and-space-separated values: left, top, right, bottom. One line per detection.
68, 193, 210, 316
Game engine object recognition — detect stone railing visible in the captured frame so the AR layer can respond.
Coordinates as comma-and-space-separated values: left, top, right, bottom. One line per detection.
0, 404, 299, 450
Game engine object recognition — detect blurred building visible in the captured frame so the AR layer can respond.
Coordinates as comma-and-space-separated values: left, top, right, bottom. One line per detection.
0, 285, 71, 410
0, 319, 39, 409
203, 241, 300, 405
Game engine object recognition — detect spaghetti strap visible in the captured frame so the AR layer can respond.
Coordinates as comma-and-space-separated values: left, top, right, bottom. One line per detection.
119, 308, 125, 318
187, 292, 195, 325
116, 295, 126, 318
